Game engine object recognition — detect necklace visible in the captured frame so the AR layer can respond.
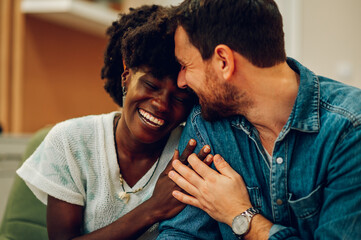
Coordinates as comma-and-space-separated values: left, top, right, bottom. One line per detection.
113, 113, 160, 203
118, 158, 159, 203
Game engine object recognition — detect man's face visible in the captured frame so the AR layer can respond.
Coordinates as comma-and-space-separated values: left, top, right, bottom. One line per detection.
174, 26, 245, 121
174, 26, 207, 93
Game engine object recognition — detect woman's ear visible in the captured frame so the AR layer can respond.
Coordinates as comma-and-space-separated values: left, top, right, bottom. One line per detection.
121, 69, 130, 88
213, 44, 235, 81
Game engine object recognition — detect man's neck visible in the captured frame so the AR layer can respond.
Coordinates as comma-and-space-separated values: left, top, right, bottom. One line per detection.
233, 58, 300, 154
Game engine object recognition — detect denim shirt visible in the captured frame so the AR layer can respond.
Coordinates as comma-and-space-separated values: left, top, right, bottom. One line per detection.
158, 58, 361, 239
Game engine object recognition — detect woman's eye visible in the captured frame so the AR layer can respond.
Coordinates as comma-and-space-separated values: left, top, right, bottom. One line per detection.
173, 96, 186, 104
145, 81, 158, 90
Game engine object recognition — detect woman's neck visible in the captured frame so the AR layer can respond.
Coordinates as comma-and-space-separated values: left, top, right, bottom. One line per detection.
113, 114, 168, 187
114, 114, 167, 163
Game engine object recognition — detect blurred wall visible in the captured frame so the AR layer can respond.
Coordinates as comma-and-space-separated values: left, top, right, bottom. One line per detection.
121, 0, 183, 11
22, 16, 118, 132
2, 0, 361, 133
301, 0, 361, 88
275, 0, 360, 88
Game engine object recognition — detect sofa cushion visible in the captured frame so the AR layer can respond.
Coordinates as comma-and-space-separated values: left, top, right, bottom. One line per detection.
0, 127, 51, 240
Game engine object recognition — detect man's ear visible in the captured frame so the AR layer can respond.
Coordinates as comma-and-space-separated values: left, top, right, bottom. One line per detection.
213, 44, 235, 80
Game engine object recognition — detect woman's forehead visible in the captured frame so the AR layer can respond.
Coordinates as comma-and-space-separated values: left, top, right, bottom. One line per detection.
131, 67, 178, 84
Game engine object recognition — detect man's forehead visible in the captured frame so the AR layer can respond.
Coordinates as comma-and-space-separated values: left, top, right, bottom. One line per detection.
175, 26, 191, 47
174, 26, 191, 61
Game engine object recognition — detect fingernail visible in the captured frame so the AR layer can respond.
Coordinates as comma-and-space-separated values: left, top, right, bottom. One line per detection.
168, 171, 175, 178
203, 145, 210, 153
190, 139, 196, 146
214, 155, 223, 163
205, 154, 213, 163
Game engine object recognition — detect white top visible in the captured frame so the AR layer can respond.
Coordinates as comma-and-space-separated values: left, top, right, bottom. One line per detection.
17, 111, 182, 238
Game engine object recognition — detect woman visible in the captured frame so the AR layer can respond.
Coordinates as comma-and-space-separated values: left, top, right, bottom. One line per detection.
17, 5, 209, 239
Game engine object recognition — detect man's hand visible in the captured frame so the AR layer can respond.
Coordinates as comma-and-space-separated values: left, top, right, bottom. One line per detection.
168, 154, 252, 226
149, 139, 213, 220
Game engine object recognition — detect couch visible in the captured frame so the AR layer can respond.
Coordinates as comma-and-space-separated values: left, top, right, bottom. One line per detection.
0, 127, 51, 240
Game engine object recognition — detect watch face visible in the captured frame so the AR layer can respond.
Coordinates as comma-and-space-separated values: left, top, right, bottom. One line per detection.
232, 214, 249, 235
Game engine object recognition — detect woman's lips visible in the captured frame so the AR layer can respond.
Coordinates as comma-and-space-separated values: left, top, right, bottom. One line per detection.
138, 108, 165, 127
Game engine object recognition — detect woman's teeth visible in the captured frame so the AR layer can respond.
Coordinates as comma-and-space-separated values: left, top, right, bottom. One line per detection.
139, 109, 165, 127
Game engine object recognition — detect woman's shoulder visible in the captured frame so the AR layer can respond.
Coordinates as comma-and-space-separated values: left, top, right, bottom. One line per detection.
53, 112, 116, 133
46, 112, 117, 148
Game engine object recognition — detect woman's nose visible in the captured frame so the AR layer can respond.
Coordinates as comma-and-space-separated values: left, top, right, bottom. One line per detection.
151, 93, 169, 112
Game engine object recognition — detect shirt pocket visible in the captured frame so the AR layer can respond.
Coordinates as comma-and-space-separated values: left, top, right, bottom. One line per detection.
247, 186, 262, 209
288, 184, 323, 236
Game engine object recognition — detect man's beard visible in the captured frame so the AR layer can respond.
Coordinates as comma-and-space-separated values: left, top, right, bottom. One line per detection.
198, 66, 251, 122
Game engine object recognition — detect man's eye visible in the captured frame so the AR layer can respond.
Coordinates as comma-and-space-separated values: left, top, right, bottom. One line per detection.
180, 65, 186, 71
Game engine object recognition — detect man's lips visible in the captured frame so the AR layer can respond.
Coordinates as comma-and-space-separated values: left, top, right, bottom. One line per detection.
138, 109, 165, 127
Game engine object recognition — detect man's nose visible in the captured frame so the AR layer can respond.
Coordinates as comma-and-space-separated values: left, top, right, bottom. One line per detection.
177, 69, 187, 89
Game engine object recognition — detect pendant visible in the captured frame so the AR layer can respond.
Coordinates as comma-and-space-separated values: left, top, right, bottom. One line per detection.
118, 191, 130, 203
119, 174, 124, 184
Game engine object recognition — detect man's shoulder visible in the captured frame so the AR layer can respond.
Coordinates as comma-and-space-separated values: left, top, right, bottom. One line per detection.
319, 77, 361, 127
186, 105, 236, 130
182, 105, 242, 149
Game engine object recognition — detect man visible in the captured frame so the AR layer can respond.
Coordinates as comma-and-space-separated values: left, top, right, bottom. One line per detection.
157, 0, 361, 239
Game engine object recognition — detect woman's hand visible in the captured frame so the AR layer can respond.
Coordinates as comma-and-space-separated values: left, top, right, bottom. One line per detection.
149, 139, 213, 221
46, 139, 213, 240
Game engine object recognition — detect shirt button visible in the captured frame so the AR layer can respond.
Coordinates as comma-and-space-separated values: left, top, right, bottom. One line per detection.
276, 157, 283, 164
276, 199, 283, 205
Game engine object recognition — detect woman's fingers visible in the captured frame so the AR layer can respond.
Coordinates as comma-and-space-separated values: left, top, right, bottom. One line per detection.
179, 139, 197, 163
197, 145, 211, 161
172, 149, 180, 161
203, 154, 213, 166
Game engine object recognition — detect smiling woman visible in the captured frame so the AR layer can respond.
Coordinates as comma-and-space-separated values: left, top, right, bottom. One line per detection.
15, 5, 199, 240
122, 68, 194, 145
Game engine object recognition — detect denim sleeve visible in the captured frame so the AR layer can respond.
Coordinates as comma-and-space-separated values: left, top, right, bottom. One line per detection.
158, 111, 222, 239
270, 125, 361, 240
268, 224, 299, 239
313, 125, 361, 239
158, 206, 221, 239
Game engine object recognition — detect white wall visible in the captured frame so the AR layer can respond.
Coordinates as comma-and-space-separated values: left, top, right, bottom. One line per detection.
301, 0, 361, 88
275, 0, 302, 60
277, 0, 361, 88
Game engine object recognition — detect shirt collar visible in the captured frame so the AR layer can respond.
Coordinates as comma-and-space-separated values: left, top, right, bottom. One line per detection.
287, 57, 320, 132
232, 58, 320, 133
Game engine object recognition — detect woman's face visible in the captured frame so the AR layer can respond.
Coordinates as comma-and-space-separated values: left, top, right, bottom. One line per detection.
121, 67, 194, 144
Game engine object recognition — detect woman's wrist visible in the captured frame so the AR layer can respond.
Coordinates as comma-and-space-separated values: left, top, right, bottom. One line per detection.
142, 198, 165, 223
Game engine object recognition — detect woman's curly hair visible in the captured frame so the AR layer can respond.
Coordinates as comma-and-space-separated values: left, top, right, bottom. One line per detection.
101, 5, 181, 107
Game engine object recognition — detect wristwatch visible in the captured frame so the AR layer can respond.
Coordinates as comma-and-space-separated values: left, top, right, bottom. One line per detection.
231, 207, 260, 239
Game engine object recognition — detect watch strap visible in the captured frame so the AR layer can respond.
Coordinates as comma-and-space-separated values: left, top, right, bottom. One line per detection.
243, 207, 260, 218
